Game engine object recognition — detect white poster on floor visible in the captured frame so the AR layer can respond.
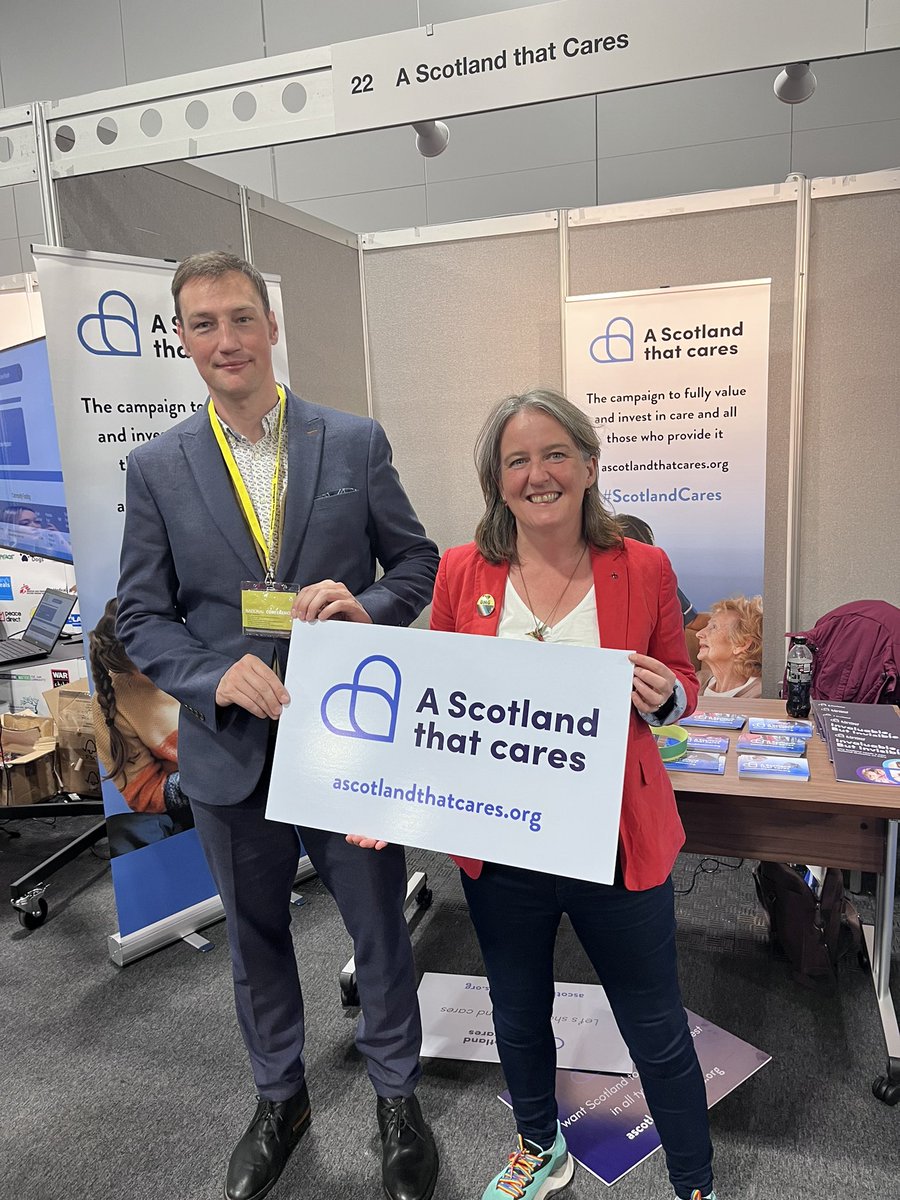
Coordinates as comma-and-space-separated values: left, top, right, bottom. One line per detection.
34, 245, 290, 941
565, 280, 769, 612
418, 972, 633, 1074
267, 620, 633, 886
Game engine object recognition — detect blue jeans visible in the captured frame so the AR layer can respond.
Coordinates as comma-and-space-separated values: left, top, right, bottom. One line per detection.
461, 864, 713, 1199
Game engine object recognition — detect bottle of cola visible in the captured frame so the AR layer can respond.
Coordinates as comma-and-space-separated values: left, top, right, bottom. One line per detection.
785, 636, 814, 717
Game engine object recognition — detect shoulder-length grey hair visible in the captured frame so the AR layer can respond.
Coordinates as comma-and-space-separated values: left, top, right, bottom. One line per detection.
474, 388, 623, 564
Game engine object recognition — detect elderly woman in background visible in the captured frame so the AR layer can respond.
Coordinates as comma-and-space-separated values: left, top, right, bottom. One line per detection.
427, 390, 715, 1200
696, 596, 763, 700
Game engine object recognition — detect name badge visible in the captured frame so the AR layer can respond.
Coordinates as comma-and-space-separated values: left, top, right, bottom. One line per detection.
241, 581, 298, 639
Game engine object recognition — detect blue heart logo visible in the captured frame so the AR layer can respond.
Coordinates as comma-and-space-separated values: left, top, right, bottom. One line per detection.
321, 655, 401, 743
77, 290, 141, 356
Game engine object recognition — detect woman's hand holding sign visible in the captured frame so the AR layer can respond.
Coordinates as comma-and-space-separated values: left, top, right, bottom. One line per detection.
345, 833, 389, 850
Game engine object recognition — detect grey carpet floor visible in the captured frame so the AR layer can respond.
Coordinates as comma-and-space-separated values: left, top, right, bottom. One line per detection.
1, 815, 898, 1200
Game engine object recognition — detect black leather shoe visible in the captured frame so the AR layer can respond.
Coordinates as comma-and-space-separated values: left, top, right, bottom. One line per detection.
224, 1082, 311, 1200
377, 1094, 439, 1200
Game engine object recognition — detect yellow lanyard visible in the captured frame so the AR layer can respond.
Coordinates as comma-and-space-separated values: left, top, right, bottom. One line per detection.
208, 384, 286, 582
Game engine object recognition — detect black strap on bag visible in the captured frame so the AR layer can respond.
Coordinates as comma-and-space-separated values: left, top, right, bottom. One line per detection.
753, 861, 863, 991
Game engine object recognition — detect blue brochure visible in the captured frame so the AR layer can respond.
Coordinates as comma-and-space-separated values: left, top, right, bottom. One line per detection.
736, 733, 807, 756
737, 754, 810, 781
747, 717, 814, 738
686, 735, 730, 753
665, 752, 726, 775
680, 712, 746, 730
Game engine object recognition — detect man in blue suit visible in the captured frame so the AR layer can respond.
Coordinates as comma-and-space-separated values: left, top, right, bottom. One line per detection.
117, 252, 440, 1200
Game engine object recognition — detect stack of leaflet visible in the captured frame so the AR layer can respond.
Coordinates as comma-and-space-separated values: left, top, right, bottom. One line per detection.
666, 711, 745, 774
681, 712, 747, 730
684, 734, 730, 753
665, 751, 726, 775
811, 701, 900, 788
736, 732, 808, 756
737, 716, 813, 780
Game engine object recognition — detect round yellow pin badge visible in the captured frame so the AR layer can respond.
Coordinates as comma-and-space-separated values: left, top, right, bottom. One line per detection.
476, 593, 496, 617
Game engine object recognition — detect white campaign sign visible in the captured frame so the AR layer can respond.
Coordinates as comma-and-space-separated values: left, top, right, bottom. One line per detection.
418, 973, 632, 1075
267, 622, 633, 885
565, 280, 770, 611
331, 0, 865, 132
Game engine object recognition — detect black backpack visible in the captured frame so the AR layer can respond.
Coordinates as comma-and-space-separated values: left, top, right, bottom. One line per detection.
753, 861, 863, 990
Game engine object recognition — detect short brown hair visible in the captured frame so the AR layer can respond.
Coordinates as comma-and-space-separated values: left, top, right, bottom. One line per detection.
172, 251, 270, 324
709, 595, 763, 678
473, 388, 622, 564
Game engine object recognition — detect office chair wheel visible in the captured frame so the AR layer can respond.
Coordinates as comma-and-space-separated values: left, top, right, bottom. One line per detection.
872, 1075, 900, 1106
17, 898, 48, 929
416, 885, 433, 910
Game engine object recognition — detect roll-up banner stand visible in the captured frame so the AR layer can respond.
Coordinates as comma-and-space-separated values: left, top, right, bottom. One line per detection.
565, 280, 770, 610
33, 245, 292, 961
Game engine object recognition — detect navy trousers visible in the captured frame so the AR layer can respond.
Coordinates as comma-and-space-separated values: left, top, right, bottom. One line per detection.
461, 864, 713, 1199
190, 751, 422, 1103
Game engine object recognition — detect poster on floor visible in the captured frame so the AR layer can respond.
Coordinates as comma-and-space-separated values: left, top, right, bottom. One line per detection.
418, 972, 633, 1074
501, 1012, 770, 1187
33, 245, 290, 941
565, 281, 769, 615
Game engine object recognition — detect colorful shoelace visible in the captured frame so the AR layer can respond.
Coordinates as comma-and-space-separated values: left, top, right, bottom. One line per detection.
496, 1137, 547, 1198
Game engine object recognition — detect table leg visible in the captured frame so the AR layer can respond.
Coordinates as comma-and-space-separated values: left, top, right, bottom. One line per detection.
867, 819, 900, 1104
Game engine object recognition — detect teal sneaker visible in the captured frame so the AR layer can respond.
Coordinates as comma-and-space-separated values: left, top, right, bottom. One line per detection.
481, 1124, 574, 1199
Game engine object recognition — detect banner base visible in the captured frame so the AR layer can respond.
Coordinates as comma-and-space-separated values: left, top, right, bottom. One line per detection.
107, 855, 316, 967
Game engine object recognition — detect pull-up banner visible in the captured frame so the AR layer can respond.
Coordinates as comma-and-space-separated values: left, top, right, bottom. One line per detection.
332, 0, 865, 131
33, 245, 290, 946
565, 280, 770, 612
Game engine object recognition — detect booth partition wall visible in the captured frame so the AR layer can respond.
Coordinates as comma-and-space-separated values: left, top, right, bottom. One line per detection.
53, 163, 900, 697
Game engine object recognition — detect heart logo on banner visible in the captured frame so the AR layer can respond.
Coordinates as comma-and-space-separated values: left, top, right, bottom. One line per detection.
320, 654, 401, 743
77, 289, 142, 356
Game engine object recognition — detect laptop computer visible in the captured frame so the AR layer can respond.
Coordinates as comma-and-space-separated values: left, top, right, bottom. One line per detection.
0, 589, 77, 664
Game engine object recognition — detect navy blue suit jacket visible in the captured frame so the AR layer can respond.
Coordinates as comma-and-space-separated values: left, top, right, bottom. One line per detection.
117, 388, 438, 805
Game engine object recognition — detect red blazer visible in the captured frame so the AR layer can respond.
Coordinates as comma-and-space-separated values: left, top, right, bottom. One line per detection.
430, 538, 699, 891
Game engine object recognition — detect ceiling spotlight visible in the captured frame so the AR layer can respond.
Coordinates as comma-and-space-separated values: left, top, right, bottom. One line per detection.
412, 120, 450, 158
773, 62, 817, 104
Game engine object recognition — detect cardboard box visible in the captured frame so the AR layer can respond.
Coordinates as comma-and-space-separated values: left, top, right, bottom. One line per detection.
42, 680, 102, 798
0, 712, 58, 806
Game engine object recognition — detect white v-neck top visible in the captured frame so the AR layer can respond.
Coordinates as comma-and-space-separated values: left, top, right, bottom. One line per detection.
497, 579, 601, 647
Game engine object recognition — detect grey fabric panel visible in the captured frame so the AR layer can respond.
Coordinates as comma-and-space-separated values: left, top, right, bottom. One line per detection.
800, 190, 900, 628
58, 167, 243, 262
249, 210, 367, 416
364, 230, 562, 560
569, 205, 795, 697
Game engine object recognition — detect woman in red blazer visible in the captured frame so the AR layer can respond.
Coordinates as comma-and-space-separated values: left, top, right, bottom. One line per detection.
429, 390, 715, 1200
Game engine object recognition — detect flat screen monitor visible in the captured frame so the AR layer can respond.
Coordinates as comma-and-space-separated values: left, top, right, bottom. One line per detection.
0, 336, 72, 564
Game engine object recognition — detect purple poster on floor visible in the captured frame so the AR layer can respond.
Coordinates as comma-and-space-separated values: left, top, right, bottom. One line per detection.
501, 1012, 770, 1187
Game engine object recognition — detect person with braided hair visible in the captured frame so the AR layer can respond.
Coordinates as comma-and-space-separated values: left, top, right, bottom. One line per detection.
89, 597, 194, 855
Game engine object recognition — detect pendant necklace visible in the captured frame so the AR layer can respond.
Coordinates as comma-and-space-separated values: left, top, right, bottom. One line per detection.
517, 543, 588, 642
